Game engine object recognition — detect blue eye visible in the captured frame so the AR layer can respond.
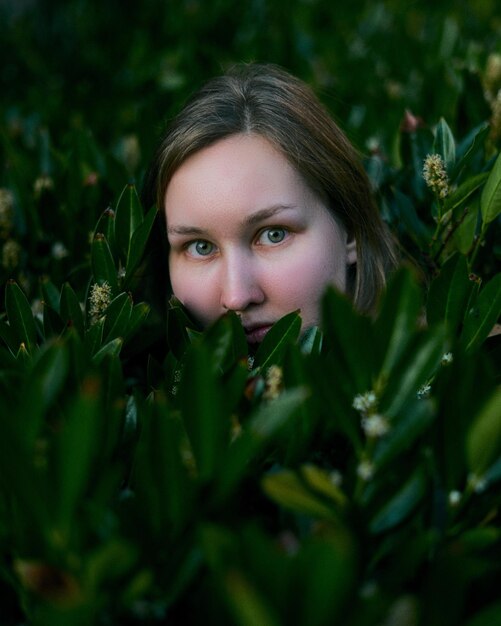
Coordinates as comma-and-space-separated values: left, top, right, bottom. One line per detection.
187, 240, 215, 257
259, 228, 287, 245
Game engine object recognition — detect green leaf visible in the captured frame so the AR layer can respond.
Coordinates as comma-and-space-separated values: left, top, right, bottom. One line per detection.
391, 189, 430, 248
444, 172, 488, 214
114, 183, 144, 263
374, 268, 423, 383
60, 282, 84, 337
92, 337, 123, 365
480, 150, 501, 225
93, 206, 117, 257
382, 325, 446, 419
461, 273, 501, 352
223, 569, 281, 626
321, 287, 374, 392
20, 340, 69, 446
85, 318, 104, 355
0, 318, 19, 354
124, 204, 158, 284
453, 202, 479, 254
91, 233, 118, 293
467, 388, 501, 477
369, 468, 426, 534
464, 602, 501, 626
433, 117, 455, 173
253, 311, 301, 370
452, 123, 489, 179
55, 375, 102, 532
166, 302, 197, 360
299, 326, 323, 355
102, 292, 133, 344
373, 399, 434, 470
178, 342, 228, 483
426, 254, 473, 335
262, 469, 338, 520
41, 277, 61, 313
5, 280, 37, 353
214, 388, 308, 502
42, 301, 65, 339
133, 392, 193, 534
124, 302, 150, 342
203, 311, 248, 374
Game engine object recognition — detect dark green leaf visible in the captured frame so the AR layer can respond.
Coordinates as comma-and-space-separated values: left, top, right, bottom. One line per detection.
461, 273, 501, 352
60, 282, 85, 337
374, 268, 423, 383
5, 280, 38, 353
369, 468, 426, 534
124, 204, 158, 283
253, 311, 301, 370
91, 233, 118, 293
480, 150, 501, 225
433, 117, 455, 173
102, 292, 133, 344
178, 342, 228, 483
92, 337, 123, 364
114, 183, 144, 263
467, 388, 501, 476
426, 253, 473, 335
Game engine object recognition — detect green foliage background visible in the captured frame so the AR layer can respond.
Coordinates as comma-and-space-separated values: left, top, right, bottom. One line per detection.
0, 1, 500, 625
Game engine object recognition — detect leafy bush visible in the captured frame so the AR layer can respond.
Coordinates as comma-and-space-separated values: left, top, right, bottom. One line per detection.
0, 2, 500, 625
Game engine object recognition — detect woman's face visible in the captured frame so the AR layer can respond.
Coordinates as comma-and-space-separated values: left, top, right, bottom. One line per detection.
165, 133, 356, 346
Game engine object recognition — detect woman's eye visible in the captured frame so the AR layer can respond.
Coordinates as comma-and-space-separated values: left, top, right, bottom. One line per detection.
258, 227, 287, 245
186, 240, 215, 257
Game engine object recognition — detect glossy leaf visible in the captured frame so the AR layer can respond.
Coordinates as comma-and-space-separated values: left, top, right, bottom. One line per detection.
114, 183, 144, 263
124, 204, 157, 281
480, 150, 501, 225
55, 375, 102, 532
262, 469, 338, 520
178, 342, 228, 483
433, 117, 455, 173
461, 273, 501, 352
5, 280, 37, 353
467, 388, 501, 476
426, 253, 472, 334
102, 292, 132, 344
91, 233, 118, 293
60, 282, 85, 337
369, 468, 426, 534
125, 302, 150, 342
253, 311, 301, 370
92, 337, 123, 364
374, 268, 423, 383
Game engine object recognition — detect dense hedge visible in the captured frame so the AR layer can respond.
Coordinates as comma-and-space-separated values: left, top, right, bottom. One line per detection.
1, 1, 500, 624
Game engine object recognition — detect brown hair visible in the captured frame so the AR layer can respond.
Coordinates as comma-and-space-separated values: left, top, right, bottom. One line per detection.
144, 62, 397, 312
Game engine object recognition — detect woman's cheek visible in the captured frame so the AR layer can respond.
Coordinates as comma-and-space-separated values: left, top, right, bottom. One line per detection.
171, 268, 218, 326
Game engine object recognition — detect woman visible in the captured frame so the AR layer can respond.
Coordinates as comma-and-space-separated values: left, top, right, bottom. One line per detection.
143, 63, 397, 347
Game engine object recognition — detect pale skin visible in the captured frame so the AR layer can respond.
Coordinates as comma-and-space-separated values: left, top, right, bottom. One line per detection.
165, 133, 357, 345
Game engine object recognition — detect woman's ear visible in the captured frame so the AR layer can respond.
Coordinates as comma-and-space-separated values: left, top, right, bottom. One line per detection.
346, 236, 357, 266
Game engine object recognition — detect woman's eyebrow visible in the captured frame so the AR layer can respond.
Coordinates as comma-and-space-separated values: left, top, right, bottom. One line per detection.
167, 225, 208, 236
167, 205, 296, 236
245, 204, 296, 225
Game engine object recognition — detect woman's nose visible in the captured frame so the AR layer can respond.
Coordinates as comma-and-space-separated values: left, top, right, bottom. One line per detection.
220, 254, 264, 312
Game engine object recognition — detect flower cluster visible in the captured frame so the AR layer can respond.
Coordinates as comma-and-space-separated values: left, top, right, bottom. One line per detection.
422, 154, 450, 199
352, 390, 389, 439
89, 281, 112, 321
263, 364, 283, 400
0, 188, 14, 238
2, 239, 21, 270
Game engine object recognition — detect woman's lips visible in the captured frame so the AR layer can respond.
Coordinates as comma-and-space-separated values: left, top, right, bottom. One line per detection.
244, 324, 273, 344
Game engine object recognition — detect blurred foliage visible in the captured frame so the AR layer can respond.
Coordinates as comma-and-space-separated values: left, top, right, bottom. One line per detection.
0, 0, 501, 625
